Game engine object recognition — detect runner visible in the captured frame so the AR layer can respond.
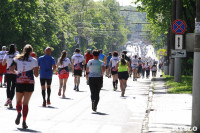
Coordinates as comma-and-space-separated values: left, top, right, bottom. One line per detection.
106, 52, 112, 78
151, 62, 157, 77
109, 51, 120, 91
132, 55, 139, 81
71, 48, 85, 91
141, 62, 146, 79
99, 49, 107, 65
38, 47, 56, 107
0, 46, 7, 87
2, 44, 18, 108
14, 44, 38, 129
145, 62, 151, 79
57, 50, 71, 98
122, 50, 131, 77
137, 57, 143, 78
117, 54, 130, 97
86, 50, 105, 112
84, 49, 93, 85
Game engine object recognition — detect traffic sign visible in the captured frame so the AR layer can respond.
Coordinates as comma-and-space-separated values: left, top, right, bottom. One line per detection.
171, 49, 186, 58
158, 49, 167, 56
172, 19, 187, 34
175, 35, 183, 49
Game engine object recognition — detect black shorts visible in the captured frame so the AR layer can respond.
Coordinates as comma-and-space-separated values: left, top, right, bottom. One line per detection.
74, 70, 82, 76
118, 71, 129, 80
16, 84, 34, 93
111, 70, 118, 75
40, 79, 52, 86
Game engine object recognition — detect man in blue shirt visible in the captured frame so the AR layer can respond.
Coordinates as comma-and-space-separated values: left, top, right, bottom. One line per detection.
38, 47, 56, 107
106, 52, 112, 78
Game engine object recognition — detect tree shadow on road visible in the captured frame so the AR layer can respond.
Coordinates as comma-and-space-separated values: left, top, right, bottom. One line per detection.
92, 112, 109, 115
17, 128, 41, 133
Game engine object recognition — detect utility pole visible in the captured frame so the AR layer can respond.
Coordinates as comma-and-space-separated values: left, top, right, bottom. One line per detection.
192, 0, 200, 131
169, 0, 176, 76
174, 0, 182, 82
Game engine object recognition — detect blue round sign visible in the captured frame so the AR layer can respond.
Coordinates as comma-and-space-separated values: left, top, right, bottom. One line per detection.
172, 19, 187, 34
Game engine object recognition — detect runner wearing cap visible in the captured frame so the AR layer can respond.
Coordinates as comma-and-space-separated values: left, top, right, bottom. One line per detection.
84, 49, 93, 85
38, 47, 56, 107
0, 46, 7, 87
71, 48, 85, 91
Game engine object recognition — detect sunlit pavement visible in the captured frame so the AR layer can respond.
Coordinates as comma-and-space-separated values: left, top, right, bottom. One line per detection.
0, 74, 151, 133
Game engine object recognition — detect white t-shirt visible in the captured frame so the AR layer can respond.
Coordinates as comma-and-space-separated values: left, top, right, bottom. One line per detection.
14, 56, 38, 73
3, 52, 18, 69
110, 57, 120, 67
0, 51, 7, 63
132, 58, 139, 65
57, 57, 71, 68
71, 54, 84, 65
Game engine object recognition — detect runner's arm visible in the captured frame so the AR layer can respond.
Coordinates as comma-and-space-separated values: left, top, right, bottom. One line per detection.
33, 67, 39, 77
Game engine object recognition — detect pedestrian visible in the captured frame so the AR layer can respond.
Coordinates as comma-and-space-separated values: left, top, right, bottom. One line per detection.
99, 49, 107, 65
84, 49, 93, 85
151, 62, 157, 77
71, 48, 85, 91
38, 47, 56, 107
137, 57, 143, 78
2, 44, 18, 108
106, 52, 112, 78
141, 62, 146, 79
122, 50, 132, 77
0, 46, 7, 87
57, 50, 71, 98
132, 55, 139, 81
86, 50, 105, 112
117, 54, 130, 97
109, 51, 120, 91
145, 62, 151, 79
14, 44, 39, 129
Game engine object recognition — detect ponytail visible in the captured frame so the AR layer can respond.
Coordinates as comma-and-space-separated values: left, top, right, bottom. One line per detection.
15, 44, 33, 61
120, 54, 127, 66
58, 50, 67, 65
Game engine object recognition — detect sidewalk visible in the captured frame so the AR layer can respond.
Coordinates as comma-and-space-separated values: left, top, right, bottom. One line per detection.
144, 75, 192, 133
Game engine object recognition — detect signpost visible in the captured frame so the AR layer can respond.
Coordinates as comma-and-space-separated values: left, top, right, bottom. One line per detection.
171, 49, 186, 58
172, 19, 187, 35
175, 35, 183, 49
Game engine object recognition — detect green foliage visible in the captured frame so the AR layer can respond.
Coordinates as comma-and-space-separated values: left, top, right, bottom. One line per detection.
164, 75, 192, 94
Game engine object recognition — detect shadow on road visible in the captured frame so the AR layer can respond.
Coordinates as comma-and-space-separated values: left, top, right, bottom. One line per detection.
92, 112, 109, 116
7, 108, 17, 111
60, 97, 73, 100
17, 128, 41, 133
39, 106, 58, 109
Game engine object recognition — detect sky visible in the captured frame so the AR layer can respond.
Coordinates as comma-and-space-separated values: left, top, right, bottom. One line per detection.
94, 0, 139, 7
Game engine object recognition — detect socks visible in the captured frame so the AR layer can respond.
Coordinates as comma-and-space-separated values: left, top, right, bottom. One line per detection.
47, 88, 51, 101
115, 80, 118, 85
22, 105, 28, 121
16, 104, 22, 113
113, 82, 115, 88
42, 90, 46, 102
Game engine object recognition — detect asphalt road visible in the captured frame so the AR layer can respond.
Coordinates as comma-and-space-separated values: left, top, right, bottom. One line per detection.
0, 74, 151, 133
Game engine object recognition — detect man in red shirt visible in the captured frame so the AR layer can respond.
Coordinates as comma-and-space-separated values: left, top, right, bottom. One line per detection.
84, 49, 93, 85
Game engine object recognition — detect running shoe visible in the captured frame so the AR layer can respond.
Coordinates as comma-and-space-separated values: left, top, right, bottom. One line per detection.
76, 86, 79, 91
42, 101, 46, 107
22, 121, 28, 129
74, 86, 77, 90
9, 102, 13, 109
47, 100, 51, 105
15, 113, 22, 125
4, 99, 11, 106
58, 89, 61, 96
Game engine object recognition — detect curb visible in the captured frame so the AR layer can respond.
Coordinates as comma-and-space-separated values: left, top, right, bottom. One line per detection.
141, 78, 154, 133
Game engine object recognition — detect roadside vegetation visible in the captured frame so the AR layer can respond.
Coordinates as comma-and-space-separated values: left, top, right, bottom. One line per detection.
163, 73, 192, 94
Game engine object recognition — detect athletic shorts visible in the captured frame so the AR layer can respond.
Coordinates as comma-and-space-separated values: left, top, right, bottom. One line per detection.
106, 66, 109, 69
16, 84, 34, 93
111, 70, 118, 75
40, 79, 52, 86
132, 64, 138, 70
58, 73, 69, 79
118, 71, 129, 80
74, 70, 82, 76
0, 63, 7, 74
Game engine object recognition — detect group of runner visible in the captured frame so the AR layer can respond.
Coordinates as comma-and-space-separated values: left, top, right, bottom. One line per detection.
0, 44, 157, 129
